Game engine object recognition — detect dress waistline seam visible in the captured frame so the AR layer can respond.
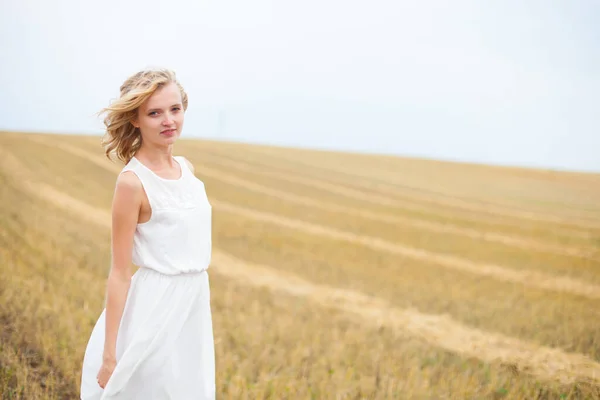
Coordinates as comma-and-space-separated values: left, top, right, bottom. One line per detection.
138, 267, 208, 277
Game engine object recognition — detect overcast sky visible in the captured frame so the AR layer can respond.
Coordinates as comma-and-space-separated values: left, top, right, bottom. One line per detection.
1, 0, 598, 172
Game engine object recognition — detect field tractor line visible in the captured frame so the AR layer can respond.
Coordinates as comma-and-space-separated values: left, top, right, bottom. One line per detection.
197, 163, 598, 262
212, 200, 600, 301
195, 149, 599, 240
218, 145, 600, 230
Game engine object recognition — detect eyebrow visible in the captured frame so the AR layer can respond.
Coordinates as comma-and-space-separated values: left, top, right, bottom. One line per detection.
146, 103, 183, 112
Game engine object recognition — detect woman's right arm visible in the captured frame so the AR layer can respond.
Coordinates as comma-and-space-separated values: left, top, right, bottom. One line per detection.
102, 171, 143, 366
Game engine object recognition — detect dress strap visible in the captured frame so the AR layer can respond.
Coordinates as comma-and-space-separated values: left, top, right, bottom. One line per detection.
120, 158, 163, 211
174, 156, 192, 178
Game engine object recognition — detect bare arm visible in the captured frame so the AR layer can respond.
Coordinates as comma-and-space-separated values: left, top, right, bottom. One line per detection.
102, 171, 142, 363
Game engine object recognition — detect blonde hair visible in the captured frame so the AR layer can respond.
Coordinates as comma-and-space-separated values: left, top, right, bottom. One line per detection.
99, 68, 188, 164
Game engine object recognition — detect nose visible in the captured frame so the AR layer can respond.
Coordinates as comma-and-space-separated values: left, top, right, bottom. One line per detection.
162, 113, 175, 126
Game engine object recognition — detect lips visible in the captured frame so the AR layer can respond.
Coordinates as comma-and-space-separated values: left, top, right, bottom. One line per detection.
161, 129, 176, 136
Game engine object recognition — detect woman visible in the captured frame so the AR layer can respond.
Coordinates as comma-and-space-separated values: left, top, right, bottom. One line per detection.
80, 68, 215, 399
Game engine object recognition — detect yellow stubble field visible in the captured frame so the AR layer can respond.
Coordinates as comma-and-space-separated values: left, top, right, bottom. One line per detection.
1, 131, 599, 399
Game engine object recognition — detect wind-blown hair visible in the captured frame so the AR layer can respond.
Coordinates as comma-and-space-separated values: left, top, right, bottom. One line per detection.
99, 68, 188, 164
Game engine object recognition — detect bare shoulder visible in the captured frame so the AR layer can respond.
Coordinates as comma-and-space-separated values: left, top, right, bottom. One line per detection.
181, 156, 195, 174
115, 170, 143, 194
112, 171, 143, 217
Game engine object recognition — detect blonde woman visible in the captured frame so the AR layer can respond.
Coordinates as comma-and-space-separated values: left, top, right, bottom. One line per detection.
80, 68, 215, 399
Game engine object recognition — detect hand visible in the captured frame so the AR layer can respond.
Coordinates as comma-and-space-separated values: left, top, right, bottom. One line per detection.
96, 358, 117, 389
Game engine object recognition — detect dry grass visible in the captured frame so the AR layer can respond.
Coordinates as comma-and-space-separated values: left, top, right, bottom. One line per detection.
1, 131, 600, 399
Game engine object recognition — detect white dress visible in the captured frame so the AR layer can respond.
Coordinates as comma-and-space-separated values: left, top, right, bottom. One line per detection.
80, 155, 215, 399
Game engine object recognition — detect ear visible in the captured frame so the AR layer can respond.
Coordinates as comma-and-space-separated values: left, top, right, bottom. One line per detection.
131, 117, 139, 128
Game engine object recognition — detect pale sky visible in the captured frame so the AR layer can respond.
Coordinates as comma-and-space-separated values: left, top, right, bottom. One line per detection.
1, 0, 599, 172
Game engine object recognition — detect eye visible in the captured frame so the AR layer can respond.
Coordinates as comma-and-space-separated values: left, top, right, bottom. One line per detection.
148, 111, 158, 116
172, 107, 181, 112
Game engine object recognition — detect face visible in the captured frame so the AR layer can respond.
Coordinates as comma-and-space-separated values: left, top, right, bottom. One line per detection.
133, 82, 184, 146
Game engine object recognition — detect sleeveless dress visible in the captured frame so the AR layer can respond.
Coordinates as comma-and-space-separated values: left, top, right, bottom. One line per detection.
80, 155, 215, 400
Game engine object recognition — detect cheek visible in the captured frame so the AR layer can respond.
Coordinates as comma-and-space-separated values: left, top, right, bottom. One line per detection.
140, 116, 155, 127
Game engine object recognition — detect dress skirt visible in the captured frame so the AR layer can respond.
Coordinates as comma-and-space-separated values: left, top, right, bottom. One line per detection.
80, 267, 215, 399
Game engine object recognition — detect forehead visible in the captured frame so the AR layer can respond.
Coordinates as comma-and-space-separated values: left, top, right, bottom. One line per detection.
142, 82, 182, 110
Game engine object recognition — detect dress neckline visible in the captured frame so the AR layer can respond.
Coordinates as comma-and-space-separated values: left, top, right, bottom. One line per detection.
132, 155, 184, 182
